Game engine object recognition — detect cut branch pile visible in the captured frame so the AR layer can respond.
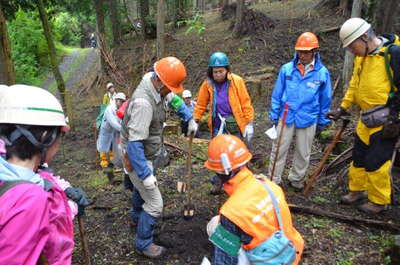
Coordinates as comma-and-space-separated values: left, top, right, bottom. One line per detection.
222, 4, 275, 35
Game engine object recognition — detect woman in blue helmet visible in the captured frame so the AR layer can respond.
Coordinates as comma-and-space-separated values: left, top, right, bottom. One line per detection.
193, 52, 255, 142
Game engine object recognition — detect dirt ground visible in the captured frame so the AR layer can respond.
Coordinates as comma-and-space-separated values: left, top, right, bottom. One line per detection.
51, 1, 400, 264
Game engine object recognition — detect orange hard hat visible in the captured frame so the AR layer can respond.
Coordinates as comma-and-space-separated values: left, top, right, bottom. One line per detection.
295, 32, 319, 51
154, 56, 187, 93
205, 134, 252, 174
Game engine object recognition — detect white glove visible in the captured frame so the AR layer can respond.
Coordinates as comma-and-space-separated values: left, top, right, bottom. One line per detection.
265, 125, 277, 140
188, 119, 198, 136
243, 122, 254, 142
143, 174, 157, 189
200, 257, 211, 265
165, 92, 175, 104
206, 215, 220, 236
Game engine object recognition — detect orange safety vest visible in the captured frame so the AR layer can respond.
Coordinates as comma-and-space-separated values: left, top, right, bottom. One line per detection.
220, 168, 304, 265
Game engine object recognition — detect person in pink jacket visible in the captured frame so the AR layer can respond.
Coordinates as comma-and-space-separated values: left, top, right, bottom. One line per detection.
0, 85, 88, 265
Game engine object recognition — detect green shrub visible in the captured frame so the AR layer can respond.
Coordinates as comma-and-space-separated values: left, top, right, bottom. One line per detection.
53, 12, 81, 45
8, 9, 45, 84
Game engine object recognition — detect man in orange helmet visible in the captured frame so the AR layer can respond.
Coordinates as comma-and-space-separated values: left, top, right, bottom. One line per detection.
204, 134, 304, 265
120, 57, 198, 258
268, 32, 332, 190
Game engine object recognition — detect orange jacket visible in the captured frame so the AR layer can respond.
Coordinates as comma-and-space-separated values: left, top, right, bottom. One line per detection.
220, 168, 304, 264
193, 73, 254, 134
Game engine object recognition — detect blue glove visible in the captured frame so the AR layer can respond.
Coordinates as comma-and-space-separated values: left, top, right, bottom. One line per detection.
65, 187, 89, 216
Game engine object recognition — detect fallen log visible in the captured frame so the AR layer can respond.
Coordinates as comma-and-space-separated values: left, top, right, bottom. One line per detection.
289, 203, 400, 232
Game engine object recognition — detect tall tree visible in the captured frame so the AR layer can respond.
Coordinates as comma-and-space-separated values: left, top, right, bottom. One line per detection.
109, 0, 121, 46
0, 1, 15, 85
342, 0, 362, 91
220, 0, 229, 8
233, 0, 244, 38
139, 0, 149, 38
156, 0, 165, 59
36, 0, 66, 103
93, 0, 107, 71
373, 0, 399, 34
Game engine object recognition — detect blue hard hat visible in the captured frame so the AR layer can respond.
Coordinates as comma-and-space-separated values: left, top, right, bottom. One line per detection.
208, 52, 230, 67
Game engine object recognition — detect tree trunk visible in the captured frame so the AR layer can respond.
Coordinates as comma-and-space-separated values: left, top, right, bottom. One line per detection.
342, 0, 362, 91
220, 0, 229, 8
0, 2, 15, 85
199, 0, 205, 13
36, 0, 66, 104
139, 0, 149, 38
339, 0, 350, 17
93, 0, 107, 72
109, 0, 121, 46
233, 0, 244, 38
374, 0, 399, 34
157, 0, 165, 59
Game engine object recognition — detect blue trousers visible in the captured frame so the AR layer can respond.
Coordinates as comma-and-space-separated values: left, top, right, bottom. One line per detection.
131, 188, 157, 251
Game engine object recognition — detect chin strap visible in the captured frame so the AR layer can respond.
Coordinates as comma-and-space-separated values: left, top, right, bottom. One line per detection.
7, 125, 59, 164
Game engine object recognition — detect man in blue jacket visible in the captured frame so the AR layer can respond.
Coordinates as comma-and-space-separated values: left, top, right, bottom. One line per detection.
268, 32, 332, 190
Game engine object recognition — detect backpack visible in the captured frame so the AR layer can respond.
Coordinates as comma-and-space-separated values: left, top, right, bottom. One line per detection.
95, 104, 108, 130
245, 180, 297, 265
383, 43, 399, 97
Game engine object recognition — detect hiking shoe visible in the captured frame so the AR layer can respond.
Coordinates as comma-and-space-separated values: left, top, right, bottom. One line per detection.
139, 244, 166, 258
340, 191, 367, 204
289, 181, 304, 191
357, 201, 388, 214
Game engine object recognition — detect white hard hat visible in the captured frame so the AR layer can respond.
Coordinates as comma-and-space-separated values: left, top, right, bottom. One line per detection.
114, 92, 126, 101
182, 90, 192, 98
340, 18, 371, 48
106, 82, 114, 89
0, 85, 67, 126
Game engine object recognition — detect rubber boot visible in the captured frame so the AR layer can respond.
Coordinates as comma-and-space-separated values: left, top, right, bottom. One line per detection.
109, 151, 115, 167
99, 152, 109, 168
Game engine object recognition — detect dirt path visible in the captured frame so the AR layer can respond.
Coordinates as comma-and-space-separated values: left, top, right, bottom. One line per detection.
42, 48, 98, 91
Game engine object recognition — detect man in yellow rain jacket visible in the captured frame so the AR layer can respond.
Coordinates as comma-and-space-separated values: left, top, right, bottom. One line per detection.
328, 18, 400, 214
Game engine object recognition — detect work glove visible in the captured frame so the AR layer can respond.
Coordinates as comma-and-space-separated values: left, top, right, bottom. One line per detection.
65, 187, 89, 216
165, 92, 175, 104
206, 215, 220, 236
188, 119, 198, 136
143, 174, 157, 189
326, 107, 347, 121
243, 122, 254, 142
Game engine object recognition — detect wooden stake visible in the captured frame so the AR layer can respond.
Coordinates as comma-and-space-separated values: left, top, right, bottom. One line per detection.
303, 118, 350, 196
78, 215, 92, 265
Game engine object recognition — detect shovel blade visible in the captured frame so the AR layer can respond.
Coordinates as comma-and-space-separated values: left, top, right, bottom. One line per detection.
177, 181, 187, 193
183, 204, 195, 220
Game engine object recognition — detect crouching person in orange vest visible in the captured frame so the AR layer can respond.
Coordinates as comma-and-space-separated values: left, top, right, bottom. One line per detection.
204, 134, 304, 265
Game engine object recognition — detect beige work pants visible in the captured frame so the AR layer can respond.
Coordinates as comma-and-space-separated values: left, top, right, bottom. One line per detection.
268, 123, 316, 184
128, 161, 163, 218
